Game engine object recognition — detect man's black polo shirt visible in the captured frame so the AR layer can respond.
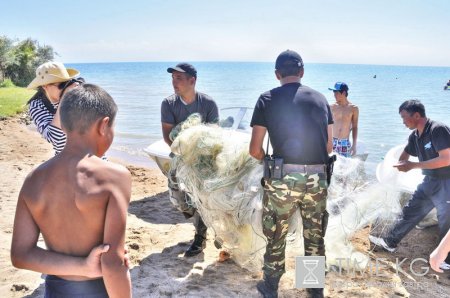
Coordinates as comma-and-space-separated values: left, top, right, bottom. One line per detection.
250, 83, 333, 165
405, 119, 450, 178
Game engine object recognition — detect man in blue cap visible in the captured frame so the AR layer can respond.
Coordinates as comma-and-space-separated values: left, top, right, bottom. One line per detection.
328, 82, 359, 157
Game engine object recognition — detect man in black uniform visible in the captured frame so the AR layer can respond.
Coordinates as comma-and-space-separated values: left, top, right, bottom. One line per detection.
370, 99, 450, 271
249, 50, 333, 298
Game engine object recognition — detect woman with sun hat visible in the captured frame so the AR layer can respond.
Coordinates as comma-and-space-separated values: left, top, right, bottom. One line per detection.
27, 62, 84, 154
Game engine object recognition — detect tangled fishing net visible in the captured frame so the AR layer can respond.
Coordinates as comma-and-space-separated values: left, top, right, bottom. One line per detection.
169, 114, 417, 272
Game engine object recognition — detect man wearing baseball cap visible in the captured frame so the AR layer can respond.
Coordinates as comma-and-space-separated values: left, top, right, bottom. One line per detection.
328, 82, 359, 157
161, 62, 219, 257
249, 50, 333, 298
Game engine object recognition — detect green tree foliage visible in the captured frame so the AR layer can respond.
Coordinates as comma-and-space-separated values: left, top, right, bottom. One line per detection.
0, 36, 15, 81
0, 36, 56, 87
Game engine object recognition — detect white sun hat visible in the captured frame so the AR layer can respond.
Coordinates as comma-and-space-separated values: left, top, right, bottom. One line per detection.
27, 61, 80, 89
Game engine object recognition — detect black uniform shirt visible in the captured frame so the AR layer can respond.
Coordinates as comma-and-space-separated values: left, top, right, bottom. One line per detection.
405, 119, 450, 178
250, 83, 333, 164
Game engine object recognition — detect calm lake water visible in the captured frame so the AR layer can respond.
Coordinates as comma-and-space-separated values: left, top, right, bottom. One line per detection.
67, 62, 450, 172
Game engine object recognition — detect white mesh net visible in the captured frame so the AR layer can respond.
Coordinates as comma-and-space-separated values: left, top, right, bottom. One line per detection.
169, 115, 414, 272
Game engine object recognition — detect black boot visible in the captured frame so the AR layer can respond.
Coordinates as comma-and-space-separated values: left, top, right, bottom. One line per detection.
256, 274, 280, 298
306, 288, 324, 298
184, 234, 206, 257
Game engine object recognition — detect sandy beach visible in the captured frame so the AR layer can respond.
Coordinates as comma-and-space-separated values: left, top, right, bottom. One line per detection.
1, 116, 449, 298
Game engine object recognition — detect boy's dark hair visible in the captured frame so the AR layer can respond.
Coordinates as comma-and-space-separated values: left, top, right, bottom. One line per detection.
399, 99, 426, 118
60, 84, 118, 134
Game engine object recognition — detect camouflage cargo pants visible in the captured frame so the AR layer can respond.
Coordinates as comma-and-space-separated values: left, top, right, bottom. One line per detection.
262, 172, 329, 278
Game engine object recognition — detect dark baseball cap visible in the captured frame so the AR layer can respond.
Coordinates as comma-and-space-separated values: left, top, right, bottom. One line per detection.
328, 82, 349, 92
275, 50, 304, 70
167, 63, 197, 78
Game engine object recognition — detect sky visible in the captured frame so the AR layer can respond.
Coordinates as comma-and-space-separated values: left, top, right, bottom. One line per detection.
1, 0, 449, 66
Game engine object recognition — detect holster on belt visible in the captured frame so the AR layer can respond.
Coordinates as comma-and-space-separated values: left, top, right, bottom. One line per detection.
262, 137, 283, 180
326, 155, 337, 185
263, 156, 284, 180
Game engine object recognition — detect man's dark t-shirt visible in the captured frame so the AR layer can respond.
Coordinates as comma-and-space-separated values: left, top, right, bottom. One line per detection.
161, 92, 219, 125
250, 83, 333, 164
404, 119, 450, 178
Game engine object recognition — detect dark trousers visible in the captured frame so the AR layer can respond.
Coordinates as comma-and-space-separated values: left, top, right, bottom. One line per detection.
168, 169, 207, 238
193, 211, 208, 237
45, 275, 108, 298
385, 176, 450, 263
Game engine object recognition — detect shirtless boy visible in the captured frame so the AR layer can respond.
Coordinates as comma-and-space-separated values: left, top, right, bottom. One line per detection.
11, 84, 132, 298
329, 82, 359, 157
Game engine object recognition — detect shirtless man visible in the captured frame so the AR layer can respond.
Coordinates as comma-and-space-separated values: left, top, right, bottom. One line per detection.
11, 84, 131, 298
329, 82, 359, 157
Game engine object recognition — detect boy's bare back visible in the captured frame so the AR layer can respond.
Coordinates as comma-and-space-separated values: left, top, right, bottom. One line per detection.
19, 153, 130, 280
11, 84, 132, 298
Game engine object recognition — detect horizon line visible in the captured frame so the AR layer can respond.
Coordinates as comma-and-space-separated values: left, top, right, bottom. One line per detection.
64, 60, 450, 69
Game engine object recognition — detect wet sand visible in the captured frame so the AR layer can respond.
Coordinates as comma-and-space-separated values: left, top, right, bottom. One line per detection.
0, 116, 448, 298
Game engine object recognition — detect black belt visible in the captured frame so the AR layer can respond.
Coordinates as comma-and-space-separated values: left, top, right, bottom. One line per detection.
283, 163, 326, 174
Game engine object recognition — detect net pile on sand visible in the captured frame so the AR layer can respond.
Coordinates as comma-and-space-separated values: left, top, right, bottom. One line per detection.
169, 114, 407, 272
325, 155, 405, 270
171, 115, 265, 270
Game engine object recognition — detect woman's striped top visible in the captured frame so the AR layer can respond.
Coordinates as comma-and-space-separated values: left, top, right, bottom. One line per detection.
28, 98, 66, 154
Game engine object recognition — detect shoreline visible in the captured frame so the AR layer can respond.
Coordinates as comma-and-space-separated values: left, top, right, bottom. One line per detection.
1, 116, 448, 297
25, 122, 159, 170
107, 147, 158, 170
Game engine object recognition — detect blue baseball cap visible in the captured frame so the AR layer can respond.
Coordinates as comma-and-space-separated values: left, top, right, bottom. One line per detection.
328, 82, 349, 92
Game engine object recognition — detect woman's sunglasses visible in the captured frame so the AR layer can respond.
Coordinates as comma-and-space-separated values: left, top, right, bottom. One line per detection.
57, 78, 85, 90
